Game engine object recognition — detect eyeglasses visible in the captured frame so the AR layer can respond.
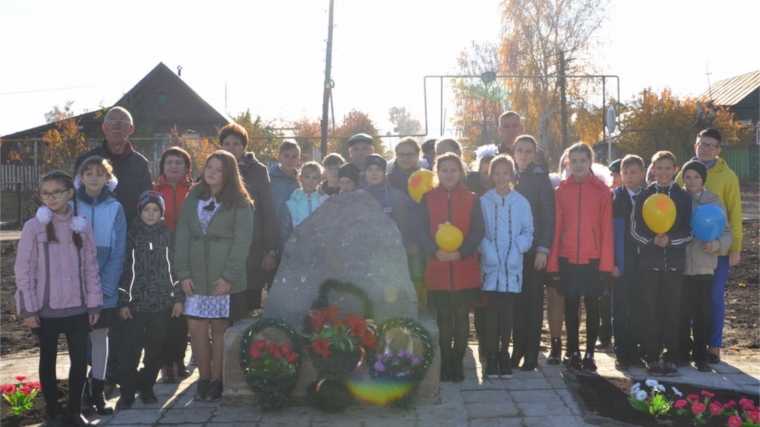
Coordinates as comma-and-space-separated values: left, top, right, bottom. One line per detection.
697, 142, 720, 150
165, 160, 185, 166
105, 119, 132, 127
396, 152, 418, 159
39, 189, 67, 200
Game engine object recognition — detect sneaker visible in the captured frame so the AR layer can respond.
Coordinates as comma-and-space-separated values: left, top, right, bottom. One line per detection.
565, 353, 582, 373
695, 360, 712, 373
562, 352, 572, 365
708, 353, 721, 364
646, 360, 664, 377
115, 396, 134, 410
500, 364, 514, 379
485, 354, 500, 379
582, 356, 598, 374
174, 361, 190, 379
194, 378, 210, 400
139, 392, 158, 404
547, 338, 562, 366
205, 379, 223, 402
595, 339, 611, 350
161, 365, 176, 384
662, 361, 679, 377
614, 359, 629, 371
499, 354, 513, 379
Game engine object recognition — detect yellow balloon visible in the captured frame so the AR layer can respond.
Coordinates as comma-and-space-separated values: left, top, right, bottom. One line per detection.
642, 193, 676, 234
435, 222, 464, 252
407, 169, 434, 203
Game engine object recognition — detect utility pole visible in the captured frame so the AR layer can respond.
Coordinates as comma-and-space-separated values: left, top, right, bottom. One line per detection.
320, 0, 335, 157
558, 50, 569, 149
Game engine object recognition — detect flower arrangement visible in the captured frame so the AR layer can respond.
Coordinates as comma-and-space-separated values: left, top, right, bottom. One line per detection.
674, 391, 759, 426
304, 305, 377, 360
248, 340, 298, 378
1, 375, 41, 415
627, 379, 680, 418
371, 350, 420, 378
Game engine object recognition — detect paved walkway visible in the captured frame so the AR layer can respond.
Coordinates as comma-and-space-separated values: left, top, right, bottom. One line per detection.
2, 345, 758, 427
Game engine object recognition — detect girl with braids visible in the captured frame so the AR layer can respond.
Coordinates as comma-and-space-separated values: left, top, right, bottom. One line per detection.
15, 171, 102, 427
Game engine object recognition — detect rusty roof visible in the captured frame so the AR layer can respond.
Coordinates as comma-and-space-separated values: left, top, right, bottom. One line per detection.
698, 70, 760, 106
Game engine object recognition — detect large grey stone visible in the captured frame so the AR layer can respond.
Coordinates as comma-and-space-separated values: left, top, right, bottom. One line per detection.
265, 190, 417, 327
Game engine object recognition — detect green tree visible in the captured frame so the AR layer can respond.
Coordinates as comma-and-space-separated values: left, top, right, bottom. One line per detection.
41, 101, 91, 173
232, 110, 282, 162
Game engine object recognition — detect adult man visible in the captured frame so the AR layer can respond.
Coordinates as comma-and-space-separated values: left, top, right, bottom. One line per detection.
347, 133, 375, 171
675, 128, 742, 364
497, 111, 549, 167
75, 107, 152, 225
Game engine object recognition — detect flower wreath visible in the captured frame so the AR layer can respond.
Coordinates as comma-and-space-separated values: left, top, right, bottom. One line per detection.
239, 317, 302, 411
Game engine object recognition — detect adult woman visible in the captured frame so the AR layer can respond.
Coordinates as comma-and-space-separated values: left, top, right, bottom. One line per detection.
511, 135, 555, 370
218, 123, 279, 318
174, 151, 254, 402
415, 152, 484, 383
154, 147, 193, 383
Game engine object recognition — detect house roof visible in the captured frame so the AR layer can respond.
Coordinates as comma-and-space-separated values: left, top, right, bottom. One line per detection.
697, 70, 760, 106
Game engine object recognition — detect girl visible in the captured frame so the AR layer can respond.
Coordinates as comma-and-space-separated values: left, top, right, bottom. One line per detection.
75, 156, 127, 416
547, 142, 614, 374
414, 152, 485, 383
480, 155, 534, 379
174, 151, 254, 402
511, 136, 555, 371
279, 161, 328, 249
15, 171, 101, 427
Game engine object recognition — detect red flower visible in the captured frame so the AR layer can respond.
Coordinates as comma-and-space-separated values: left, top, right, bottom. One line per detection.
674, 399, 688, 409
14, 375, 27, 383
325, 305, 341, 324
727, 415, 743, 427
280, 344, 292, 361
748, 411, 759, 423
360, 331, 377, 350
701, 390, 715, 398
311, 338, 331, 357
724, 400, 737, 408
691, 402, 706, 414
309, 311, 326, 332
708, 402, 723, 415
344, 313, 367, 337
268, 342, 278, 354
27, 381, 41, 390
687, 394, 700, 401
740, 398, 756, 411
2, 384, 16, 395
18, 386, 31, 396
249, 340, 267, 359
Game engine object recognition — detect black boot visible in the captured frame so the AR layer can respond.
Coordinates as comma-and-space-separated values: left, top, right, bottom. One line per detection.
80, 380, 94, 415
440, 346, 452, 382
521, 352, 538, 371
451, 347, 465, 383
499, 353, 513, 378
45, 405, 66, 427
91, 379, 114, 416
485, 353, 500, 379
547, 338, 562, 365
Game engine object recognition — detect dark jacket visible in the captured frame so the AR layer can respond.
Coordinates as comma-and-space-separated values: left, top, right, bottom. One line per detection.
612, 185, 640, 277
320, 180, 341, 196
499, 144, 550, 168
515, 162, 555, 253
76, 141, 152, 225
119, 219, 183, 313
631, 182, 693, 271
239, 152, 279, 289
363, 180, 410, 244
268, 164, 300, 221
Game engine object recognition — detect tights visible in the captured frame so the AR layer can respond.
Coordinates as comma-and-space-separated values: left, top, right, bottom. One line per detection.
485, 293, 513, 355
40, 331, 87, 414
436, 306, 469, 360
565, 296, 600, 356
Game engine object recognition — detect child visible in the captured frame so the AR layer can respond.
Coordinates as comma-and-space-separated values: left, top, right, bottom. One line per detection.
269, 139, 301, 220
479, 154, 534, 379
414, 152, 485, 383
631, 151, 692, 377
363, 154, 409, 237
321, 153, 345, 196
280, 161, 328, 249
338, 163, 360, 194
610, 154, 647, 370
547, 142, 614, 374
175, 151, 254, 402
597, 158, 624, 350
116, 191, 184, 409
511, 135, 554, 371
75, 156, 126, 416
678, 160, 731, 372
15, 171, 102, 427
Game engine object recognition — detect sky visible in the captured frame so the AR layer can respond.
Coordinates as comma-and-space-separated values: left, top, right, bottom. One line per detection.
0, 0, 757, 139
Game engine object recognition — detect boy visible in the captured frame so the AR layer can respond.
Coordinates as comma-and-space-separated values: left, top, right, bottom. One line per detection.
269, 140, 301, 220
678, 160, 732, 372
363, 154, 409, 239
280, 162, 328, 250
610, 155, 646, 370
631, 151, 692, 377
597, 158, 624, 350
338, 163, 360, 194
321, 153, 345, 196
117, 191, 184, 409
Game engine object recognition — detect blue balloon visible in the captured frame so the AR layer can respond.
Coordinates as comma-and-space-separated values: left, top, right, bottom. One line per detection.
691, 204, 726, 242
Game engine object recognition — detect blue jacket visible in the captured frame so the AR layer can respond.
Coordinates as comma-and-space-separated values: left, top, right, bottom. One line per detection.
268, 164, 300, 221
479, 189, 534, 293
75, 187, 127, 309
280, 189, 328, 250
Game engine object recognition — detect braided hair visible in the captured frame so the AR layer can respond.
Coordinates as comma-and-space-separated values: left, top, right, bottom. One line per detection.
39, 170, 83, 249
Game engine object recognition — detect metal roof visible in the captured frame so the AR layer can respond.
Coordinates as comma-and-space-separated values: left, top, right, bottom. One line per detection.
698, 70, 760, 106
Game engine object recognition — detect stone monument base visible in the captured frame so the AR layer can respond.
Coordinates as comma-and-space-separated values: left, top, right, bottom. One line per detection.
223, 315, 441, 405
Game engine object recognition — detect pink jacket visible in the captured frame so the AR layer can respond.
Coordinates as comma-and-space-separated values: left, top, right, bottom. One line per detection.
15, 210, 102, 318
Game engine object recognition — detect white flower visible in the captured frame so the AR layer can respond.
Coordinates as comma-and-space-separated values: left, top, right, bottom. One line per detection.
70, 216, 87, 233
672, 386, 683, 397
635, 390, 648, 401
645, 379, 660, 387
36, 206, 53, 224
629, 383, 642, 395
654, 384, 666, 392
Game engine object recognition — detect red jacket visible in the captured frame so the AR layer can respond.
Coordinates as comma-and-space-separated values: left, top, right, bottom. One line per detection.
153, 175, 193, 232
417, 183, 484, 292
547, 173, 613, 273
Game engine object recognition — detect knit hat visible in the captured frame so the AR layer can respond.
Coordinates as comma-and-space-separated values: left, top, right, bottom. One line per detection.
364, 154, 387, 172
138, 190, 165, 216
348, 133, 373, 147
338, 163, 361, 187
608, 158, 622, 174
681, 159, 707, 185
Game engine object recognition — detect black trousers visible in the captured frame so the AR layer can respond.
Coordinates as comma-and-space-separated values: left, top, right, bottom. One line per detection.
162, 314, 188, 366
598, 293, 612, 343
485, 292, 514, 354
39, 329, 87, 414
118, 309, 169, 398
678, 275, 713, 363
637, 269, 683, 363
612, 272, 640, 361
565, 296, 600, 355
512, 251, 545, 361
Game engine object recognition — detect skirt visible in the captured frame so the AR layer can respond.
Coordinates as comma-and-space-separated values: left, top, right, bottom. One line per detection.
557, 258, 603, 298
36, 312, 90, 336
428, 288, 481, 310
91, 307, 118, 330
184, 294, 230, 319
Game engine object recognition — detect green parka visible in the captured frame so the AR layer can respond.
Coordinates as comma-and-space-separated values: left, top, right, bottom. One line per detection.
174, 185, 254, 296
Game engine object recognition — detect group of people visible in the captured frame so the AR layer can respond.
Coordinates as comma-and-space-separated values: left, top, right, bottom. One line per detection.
14, 107, 743, 427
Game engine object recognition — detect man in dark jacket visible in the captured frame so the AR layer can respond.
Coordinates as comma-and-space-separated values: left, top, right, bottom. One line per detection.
497, 112, 549, 168
75, 106, 152, 225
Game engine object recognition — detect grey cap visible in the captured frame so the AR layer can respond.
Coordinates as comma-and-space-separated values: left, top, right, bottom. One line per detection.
348, 133, 373, 147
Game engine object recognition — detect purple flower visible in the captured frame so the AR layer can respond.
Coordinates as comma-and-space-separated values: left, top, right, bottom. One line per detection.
374, 361, 385, 372
411, 357, 420, 365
